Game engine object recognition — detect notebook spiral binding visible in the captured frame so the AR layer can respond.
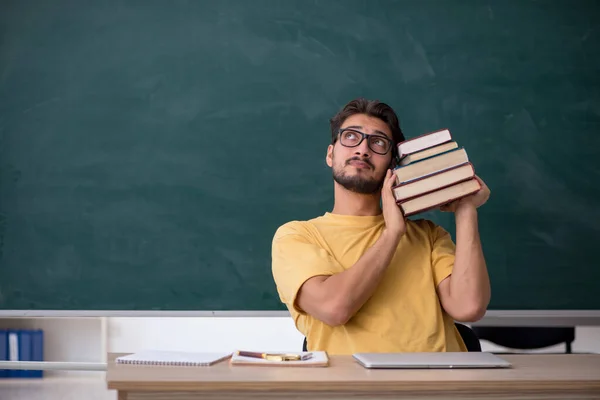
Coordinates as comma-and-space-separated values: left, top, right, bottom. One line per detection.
116, 359, 206, 366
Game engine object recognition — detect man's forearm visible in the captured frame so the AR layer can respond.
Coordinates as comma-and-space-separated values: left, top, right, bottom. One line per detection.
317, 230, 400, 324
450, 206, 491, 316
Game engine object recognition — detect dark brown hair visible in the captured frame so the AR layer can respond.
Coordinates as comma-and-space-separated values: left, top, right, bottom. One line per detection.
329, 98, 405, 158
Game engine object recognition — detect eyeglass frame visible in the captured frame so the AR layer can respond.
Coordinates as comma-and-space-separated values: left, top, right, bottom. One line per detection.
335, 128, 394, 155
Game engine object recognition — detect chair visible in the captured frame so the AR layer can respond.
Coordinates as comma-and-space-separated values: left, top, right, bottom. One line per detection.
471, 326, 575, 353
301, 323, 481, 352
455, 323, 482, 352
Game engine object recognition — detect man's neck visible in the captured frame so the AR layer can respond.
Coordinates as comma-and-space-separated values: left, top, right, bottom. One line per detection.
331, 183, 382, 216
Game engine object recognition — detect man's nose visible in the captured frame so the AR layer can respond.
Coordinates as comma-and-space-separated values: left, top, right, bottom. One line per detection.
354, 138, 372, 157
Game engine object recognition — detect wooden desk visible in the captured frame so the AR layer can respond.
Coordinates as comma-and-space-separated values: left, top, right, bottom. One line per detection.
106, 353, 600, 400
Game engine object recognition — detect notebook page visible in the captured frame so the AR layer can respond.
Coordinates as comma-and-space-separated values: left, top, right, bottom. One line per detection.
116, 350, 232, 366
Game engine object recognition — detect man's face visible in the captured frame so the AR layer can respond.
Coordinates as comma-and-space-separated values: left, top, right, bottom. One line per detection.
326, 114, 394, 194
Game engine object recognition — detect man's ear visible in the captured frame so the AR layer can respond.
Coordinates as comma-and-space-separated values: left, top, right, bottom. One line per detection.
326, 144, 334, 167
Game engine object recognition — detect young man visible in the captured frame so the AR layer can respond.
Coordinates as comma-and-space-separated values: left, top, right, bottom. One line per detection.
271, 98, 491, 354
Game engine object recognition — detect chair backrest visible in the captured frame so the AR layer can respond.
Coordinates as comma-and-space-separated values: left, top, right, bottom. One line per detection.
471, 326, 575, 353
455, 323, 482, 352
301, 323, 481, 352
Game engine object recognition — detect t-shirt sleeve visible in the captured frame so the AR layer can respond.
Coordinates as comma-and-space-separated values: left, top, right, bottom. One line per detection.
429, 222, 456, 287
271, 223, 342, 314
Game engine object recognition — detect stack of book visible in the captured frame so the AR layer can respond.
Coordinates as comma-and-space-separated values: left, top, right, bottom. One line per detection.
392, 128, 480, 217
0, 329, 44, 378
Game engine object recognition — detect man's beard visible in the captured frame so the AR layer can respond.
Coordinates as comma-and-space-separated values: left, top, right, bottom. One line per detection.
332, 161, 384, 194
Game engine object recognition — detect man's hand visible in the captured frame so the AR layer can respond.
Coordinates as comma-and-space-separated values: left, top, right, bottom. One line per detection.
382, 169, 406, 240
440, 176, 490, 214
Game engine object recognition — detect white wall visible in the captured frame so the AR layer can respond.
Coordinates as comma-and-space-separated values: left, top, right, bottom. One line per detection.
107, 317, 600, 354
108, 317, 305, 354
1, 316, 599, 365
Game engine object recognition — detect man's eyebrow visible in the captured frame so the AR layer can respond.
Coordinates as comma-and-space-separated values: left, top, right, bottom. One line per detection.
373, 130, 390, 138
343, 125, 391, 139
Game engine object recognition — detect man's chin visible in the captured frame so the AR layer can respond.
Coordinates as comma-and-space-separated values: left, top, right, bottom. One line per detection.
333, 173, 383, 195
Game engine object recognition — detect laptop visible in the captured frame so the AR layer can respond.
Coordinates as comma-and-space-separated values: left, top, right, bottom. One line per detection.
352, 352, 512, 369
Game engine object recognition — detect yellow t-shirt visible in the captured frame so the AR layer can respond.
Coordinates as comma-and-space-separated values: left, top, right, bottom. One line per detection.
271, 212, 466, 355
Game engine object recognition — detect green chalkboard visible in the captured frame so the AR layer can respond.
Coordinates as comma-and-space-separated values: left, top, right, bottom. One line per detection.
1, 0, 599, 311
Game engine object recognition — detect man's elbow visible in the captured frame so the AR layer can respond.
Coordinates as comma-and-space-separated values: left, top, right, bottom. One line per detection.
319, 300, 353, 327
450, 302, 488, 323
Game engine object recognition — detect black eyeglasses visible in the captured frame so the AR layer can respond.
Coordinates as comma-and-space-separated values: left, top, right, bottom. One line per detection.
337, 128, 393, 155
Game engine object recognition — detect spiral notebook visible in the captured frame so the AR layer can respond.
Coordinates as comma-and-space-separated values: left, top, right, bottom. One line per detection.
115, 350, 232, 366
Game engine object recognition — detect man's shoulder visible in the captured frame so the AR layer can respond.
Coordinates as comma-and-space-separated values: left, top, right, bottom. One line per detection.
405, 218, 448, 239
406, 217, 437, 231
406, 218, 454, 248
273, 216, 323, 240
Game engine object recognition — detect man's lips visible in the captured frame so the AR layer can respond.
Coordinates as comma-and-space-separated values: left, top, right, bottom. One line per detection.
348, 159, 373, 169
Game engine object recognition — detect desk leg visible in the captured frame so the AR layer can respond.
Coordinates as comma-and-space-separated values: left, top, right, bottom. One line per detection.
117, 391, 127, 400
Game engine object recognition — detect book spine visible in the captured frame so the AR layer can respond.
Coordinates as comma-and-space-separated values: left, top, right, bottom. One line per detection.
392, 162, 474, 189
400, 181, 481, 217
397, 129, 452, 156
18, 330, 33, 378
393, 148, 467, 184
393, 163, 475, 202
31, 330, 44, 378
394, 147, 465, 171
396, 128, 451, 145
0, 330, 7, 378
395, 175, 475, 203
8, 330, 19, 378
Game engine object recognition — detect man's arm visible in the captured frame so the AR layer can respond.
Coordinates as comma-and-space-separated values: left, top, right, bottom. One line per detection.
296, 230, 399, 326
296, 169, 405, 326
437, 176, 491, 322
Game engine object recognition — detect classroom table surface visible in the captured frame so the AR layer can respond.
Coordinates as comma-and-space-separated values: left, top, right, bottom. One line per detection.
106, 352, 600, 400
